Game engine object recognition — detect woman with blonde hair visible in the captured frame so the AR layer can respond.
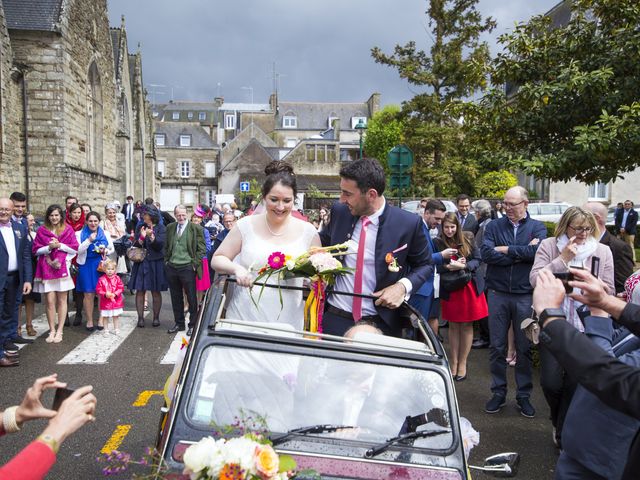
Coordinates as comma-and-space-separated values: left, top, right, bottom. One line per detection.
435, 212, 488, 381
530, 206, 614, 448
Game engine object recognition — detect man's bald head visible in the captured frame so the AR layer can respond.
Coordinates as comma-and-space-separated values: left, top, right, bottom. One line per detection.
584, 202, 607, 230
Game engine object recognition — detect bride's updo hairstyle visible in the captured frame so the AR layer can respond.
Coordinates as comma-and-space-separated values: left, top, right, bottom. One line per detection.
261, 160, 298, 198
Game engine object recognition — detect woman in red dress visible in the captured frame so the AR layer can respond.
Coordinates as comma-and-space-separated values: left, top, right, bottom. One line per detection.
435, 213, 488, 381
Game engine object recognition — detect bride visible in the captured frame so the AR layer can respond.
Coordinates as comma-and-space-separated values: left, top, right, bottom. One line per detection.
211, 161, 321, 329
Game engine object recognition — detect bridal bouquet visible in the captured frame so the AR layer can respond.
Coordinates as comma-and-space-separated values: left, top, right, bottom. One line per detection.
251, 242, 357, 333
182, 434, 297, 480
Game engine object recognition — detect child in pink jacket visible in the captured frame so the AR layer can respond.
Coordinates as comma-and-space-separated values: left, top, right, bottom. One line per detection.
95, 260, 125, 334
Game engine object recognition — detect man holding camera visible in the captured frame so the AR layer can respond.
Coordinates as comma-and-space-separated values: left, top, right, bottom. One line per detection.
481, 186, 547, 417
532, 268, 640, 479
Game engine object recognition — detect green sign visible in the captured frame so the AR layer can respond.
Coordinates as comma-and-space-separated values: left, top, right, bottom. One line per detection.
389, 175, 411, 189
387, 145, 414, 173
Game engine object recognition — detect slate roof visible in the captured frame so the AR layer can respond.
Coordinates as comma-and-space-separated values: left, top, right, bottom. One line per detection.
3, 0, 63, 31
164, 102, 219, 112
153, 122, 217, 149
297, 174, 342, 192
110, 29, 122, 77
276, 101, 369, 131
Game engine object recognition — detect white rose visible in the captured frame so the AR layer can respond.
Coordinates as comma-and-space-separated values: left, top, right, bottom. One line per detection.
222, 437, 260, 474
183, 436, 220, 475
206, 439, 228, 477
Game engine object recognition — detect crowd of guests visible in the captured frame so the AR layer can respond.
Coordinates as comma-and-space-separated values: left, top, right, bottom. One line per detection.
404, 189, 639, 479
2, 163, 639, 479
0, 192, 250, 369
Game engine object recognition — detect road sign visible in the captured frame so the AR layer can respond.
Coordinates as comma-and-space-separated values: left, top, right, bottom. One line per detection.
389, 175, 411, 189
387, 145, 414, 173
239, 181, 250, 192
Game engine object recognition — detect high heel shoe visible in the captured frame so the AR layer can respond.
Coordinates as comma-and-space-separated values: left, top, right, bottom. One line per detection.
506, 353, 517, 367
53, 331, 63, 343
45, 332, 55, 343
137, 318, 145, 328
26, 325, 37, 336
152, 318, 160, 327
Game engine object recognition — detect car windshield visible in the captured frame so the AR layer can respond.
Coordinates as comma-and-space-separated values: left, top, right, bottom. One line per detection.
186, 344, 453, 453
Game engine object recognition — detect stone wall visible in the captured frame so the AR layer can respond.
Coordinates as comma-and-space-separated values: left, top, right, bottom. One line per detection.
0, 4, 23, 197
157, 146, 217, 208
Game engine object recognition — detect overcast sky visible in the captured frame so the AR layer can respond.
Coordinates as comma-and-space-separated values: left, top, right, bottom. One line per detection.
107, 0, 560, 106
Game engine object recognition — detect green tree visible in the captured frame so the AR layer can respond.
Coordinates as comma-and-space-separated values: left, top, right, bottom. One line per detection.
236, 178, 261, 209
362, 105, 403, 170
474, 170, 518, 198
465, 0, 640, 184
372, 0, 495, 196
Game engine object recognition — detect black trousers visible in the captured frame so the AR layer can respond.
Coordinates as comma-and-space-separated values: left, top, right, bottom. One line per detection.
165, 264, 198, 328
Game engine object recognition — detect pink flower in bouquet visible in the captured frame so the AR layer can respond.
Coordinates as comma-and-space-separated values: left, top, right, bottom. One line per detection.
309, 252, 341, 273
267, 252, 286, 269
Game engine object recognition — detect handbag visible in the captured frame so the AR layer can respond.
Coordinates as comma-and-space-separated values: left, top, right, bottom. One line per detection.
126, 246, 147, 263
439, 268, 472, 292
97, 259, 107, 273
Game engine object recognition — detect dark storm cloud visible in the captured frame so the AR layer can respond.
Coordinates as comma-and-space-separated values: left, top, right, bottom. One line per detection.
108, 0, 560, 105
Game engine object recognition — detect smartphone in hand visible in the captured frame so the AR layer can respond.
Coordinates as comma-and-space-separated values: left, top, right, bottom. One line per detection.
52, 387, 75, 411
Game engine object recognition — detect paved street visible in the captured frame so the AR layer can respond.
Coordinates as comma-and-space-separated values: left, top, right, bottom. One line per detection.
1, 291, 558, 479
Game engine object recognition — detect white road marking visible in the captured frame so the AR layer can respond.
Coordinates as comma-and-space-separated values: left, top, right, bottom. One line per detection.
57, 312, 140, 364
16, 314, 50, 349
160, 331, 191, 365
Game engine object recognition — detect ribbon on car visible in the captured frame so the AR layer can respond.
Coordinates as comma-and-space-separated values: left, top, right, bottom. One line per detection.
304, 279, 326, 334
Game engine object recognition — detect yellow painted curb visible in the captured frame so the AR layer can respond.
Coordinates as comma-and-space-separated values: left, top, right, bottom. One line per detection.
101, 425, 132, 454
132, 390, 163, 407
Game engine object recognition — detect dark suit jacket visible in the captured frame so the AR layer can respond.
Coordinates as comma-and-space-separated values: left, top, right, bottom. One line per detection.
134, 223, 166, 262
615, 208, 639, 233
0, 221, 32, 290
600, 230, 634, 293
164, 222, 206, 278
540, 305, 640, 479
319, 202, 432, 330
459, 213, 478, 235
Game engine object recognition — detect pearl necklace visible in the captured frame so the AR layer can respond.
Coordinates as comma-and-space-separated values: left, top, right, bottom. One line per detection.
264, 214, 289, 237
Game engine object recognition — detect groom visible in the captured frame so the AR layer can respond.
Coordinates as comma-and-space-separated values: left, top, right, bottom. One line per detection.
319, 158, 433, 337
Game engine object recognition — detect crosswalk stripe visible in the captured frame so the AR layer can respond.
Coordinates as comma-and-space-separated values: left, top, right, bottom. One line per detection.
16, 314, 49, 350
57, 312, 140, 365
160, 331, 191, 365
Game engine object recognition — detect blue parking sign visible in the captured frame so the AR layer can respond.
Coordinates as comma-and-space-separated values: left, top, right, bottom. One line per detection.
240, 181, 250, 192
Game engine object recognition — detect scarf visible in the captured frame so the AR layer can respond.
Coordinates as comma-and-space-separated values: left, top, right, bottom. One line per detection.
33, 225, 79, 281
103, 218, 125, 239
65, 209, 85, 232
555, 235, 599, 331
80, 225, 109, 260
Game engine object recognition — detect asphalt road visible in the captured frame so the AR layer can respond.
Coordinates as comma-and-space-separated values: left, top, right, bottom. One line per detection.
0, 293, 559, 479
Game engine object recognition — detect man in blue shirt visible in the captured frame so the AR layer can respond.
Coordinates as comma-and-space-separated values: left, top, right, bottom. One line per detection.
615, 200, 638, 262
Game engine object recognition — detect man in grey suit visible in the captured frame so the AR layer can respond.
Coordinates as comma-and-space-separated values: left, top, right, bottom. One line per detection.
456, 194, 478, 235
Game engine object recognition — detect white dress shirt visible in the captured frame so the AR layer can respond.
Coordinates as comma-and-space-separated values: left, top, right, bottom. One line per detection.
0, 224, 18, 272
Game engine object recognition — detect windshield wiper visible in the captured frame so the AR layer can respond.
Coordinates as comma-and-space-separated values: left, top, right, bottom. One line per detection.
271, 424, 356, 446
364, 429, 451, 458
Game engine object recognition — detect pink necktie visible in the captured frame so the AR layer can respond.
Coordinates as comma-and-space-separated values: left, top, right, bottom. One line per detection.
352, 216, 370, 322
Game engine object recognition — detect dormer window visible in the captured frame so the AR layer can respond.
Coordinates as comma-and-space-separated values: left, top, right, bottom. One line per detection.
172, 111, 180, 120
351, 117, 367, 129
154, 134, 166, 146
179, 134, 191, 147
328, 116, 339, 129
283, 116, 297, 128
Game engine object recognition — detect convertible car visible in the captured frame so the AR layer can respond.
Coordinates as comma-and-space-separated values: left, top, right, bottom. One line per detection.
155, 278, 519, 479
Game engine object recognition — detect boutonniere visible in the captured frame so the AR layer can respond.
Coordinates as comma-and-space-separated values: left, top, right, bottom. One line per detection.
385, 243, 408, 272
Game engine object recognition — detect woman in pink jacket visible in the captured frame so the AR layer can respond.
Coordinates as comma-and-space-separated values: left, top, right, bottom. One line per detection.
95, 260, 125, 335
530, 206, 614, 448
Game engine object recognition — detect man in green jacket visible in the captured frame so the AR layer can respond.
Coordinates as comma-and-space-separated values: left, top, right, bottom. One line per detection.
165, 204, 206, 336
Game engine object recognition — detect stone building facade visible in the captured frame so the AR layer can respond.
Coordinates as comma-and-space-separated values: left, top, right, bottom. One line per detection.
0, 0, 155, 213
153, 121, 218, 211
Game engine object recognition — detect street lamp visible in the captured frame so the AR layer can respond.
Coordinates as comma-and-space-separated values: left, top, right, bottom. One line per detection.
355, 118, 367, 160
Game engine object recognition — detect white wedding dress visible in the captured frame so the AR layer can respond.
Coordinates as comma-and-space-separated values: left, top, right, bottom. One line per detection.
225, 216, 318, 330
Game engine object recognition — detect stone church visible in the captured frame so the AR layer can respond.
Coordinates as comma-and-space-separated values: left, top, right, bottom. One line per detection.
0, 0, 155, 214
